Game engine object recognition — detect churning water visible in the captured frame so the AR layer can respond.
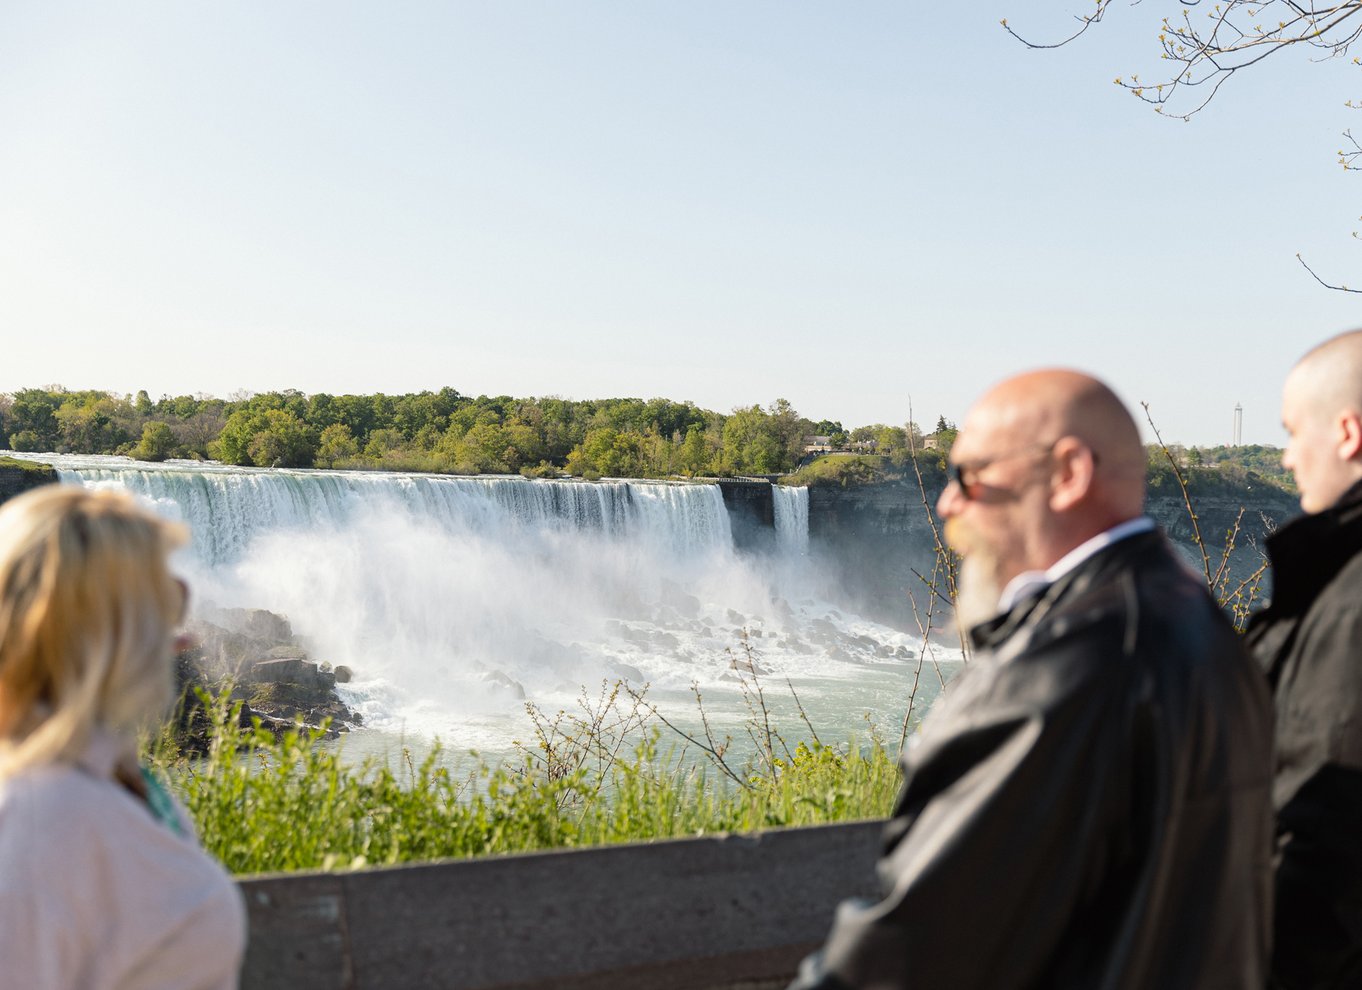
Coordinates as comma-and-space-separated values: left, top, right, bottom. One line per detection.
17, 454, 959, 757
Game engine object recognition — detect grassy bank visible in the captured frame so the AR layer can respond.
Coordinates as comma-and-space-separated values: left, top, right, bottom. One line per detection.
153, 689, 903, 876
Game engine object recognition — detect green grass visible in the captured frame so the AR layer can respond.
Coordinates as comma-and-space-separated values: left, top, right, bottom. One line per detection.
781, 454, 892, 488
0, 455, 58, 477
151, 690, 902, 876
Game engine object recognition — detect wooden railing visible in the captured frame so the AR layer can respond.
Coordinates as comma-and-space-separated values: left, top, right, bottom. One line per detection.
238, 820, 882, 990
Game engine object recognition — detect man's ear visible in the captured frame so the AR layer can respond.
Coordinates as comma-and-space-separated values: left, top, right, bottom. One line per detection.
1048, 436, 1094, 512
1339, 409, 1362, 462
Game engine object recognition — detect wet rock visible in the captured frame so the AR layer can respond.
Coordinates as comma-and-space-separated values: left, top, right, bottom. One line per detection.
478, 670, 527, 700
606, 660, 645, 683
244, 677, 357, 738
248, 657, 335, 690
728, 654, 768, 676
266, 644, 309, 660
334, 665, 353, 683
809, 618, 838, 644
650, 631, 680, 650
171, 605, 360, 753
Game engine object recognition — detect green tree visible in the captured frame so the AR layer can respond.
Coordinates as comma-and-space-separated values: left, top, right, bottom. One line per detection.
131, 422, 178, 462
215, 408, 316, 467
316, 423, 360, 468
449, 422, 507, 472
874, 425, 910, 467
246, 410, 317, 468
722, 406, 784, 475
362, 428, 406, 461
54, 394, 134, 453
7, 389, 62, 451
679, 425, 707, 476
566, 428, 647, 478
930, 416, 958, 456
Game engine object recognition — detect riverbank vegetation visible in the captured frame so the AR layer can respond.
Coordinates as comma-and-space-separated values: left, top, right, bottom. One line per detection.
0, 384, 956, 479
0, 386, 800, 476
0, 385, 1294, 494
154, 684, 903, 875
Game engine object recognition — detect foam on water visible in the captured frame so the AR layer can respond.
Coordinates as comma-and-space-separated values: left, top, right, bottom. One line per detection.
16, 454, 962, 749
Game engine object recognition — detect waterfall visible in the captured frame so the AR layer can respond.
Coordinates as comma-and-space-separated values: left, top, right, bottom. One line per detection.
53, 461, 733, 566
15, 454, 938, 749
772, 485, 809, 558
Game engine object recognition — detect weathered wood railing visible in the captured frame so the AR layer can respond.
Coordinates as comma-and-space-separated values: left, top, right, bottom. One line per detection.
238, 820, 882, 990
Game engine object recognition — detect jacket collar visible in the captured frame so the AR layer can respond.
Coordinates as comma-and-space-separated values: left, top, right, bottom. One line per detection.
969, 528, 1164, 653
1261, 478, 1362, 614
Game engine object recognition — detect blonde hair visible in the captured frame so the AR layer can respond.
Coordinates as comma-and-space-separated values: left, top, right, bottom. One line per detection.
0, 486, 188, 777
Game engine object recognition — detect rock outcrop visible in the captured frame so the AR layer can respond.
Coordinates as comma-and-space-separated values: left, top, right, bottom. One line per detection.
0, 457, 58, 504
175, 605, 360, 751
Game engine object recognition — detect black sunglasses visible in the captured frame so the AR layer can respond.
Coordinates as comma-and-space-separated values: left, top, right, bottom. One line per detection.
949, 441, 1059, 499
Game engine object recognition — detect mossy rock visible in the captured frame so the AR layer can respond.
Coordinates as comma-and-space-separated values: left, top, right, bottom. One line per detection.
0, 455, 57, 476
0, 457, 58, 506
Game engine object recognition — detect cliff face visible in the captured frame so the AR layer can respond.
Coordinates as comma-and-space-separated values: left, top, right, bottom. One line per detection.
806, 477, 1302, 630
807, 479, 946, 628
0, 457, 58, 504
1144, 486, 1299, 547
717, 480, 777, 553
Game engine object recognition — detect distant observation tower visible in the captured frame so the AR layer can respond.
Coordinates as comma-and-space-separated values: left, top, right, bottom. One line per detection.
1233, 403, 1243, 447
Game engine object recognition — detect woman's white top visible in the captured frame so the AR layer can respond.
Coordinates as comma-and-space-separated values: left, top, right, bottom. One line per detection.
0, 730, 246, 989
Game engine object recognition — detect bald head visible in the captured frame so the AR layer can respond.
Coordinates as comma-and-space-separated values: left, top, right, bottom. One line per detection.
1290, 330, 1362, 423
969, 369, 1147, 518
1281, 329, 1362, 513
938, 369, 1147, 589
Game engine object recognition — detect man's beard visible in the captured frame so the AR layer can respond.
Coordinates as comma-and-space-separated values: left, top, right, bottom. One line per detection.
944, 518, 1004, 631
955, 554, 1004, 631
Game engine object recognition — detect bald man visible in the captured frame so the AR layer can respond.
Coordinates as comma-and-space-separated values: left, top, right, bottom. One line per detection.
790, 370, 1273, 990
1247, 329, 1362, 990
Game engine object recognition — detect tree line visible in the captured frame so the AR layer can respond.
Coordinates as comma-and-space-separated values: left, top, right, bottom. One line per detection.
0, 386, 1292, 491
0, 386, 938, 479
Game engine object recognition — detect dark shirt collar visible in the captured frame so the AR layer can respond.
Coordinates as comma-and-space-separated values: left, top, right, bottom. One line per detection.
1262, 478, 1362, 613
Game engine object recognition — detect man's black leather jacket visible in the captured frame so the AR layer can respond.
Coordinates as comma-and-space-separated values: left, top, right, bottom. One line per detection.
1248, 479, 1362, 990
792, 529, 1274, 989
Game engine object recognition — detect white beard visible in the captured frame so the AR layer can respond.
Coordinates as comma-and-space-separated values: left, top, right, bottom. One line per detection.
954, 553, 1004, 632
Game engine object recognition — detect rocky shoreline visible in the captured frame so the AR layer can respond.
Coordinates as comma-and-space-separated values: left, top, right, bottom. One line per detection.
173, 605, 360, 753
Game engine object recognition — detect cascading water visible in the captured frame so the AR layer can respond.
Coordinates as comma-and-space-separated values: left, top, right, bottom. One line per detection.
772, 484, 809, 558
18, 454, 949, 754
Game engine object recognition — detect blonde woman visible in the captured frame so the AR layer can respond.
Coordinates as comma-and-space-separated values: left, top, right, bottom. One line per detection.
0, 486, 244, 989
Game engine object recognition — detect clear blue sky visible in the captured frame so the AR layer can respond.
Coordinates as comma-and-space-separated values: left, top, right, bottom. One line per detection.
1, 1, 1358, 445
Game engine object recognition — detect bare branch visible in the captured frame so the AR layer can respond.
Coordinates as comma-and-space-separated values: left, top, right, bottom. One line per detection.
1298, 251, 1362, 291
1001, 2, 1117, 50
1142, 401, 1213, 586
1006, 3, 1362, 284
620, 681, 751, 790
